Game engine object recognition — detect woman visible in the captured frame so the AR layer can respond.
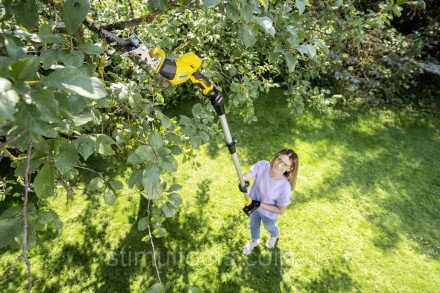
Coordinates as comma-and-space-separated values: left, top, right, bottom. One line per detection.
242, 149, 299, 255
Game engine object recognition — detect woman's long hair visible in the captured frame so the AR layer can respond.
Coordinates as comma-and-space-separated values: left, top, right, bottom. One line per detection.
270, 149, 299, 191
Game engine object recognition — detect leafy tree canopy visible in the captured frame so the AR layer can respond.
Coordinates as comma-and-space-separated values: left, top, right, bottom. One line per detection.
0, 0, 438, 291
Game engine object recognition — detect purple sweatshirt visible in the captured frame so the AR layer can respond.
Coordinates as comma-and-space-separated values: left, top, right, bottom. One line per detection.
249, 160, 292, 220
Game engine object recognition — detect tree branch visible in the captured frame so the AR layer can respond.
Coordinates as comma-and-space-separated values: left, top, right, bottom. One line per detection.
147, 199, 162, 284
22, 140, 33, 292
0, 254, 23, 282
39, 0, 158, 50
100, 15, 156, 31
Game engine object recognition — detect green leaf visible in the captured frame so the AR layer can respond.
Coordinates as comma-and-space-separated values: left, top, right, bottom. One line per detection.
168, 193, 182, 208
62, 0, 91, 36
169, 145, 182, 156
44, 68, 107, 99
79, 43, 103, 55
88, 177, 105, 191
312, 39, 329, 54
296, 0, 306, 15
67, 94, 88, 114
225, 3, 240, 22
0, 56, 12, 78
188, 287, 203, 293
149, 132, 163, 149
191, 103, 203, 117
38, 23, 68, 45
54, 140, 79, 175
0, 217, 22, 248
36, 210, 59, 226
0, 206, 22, 221
297, 44, 316, 60
240, 25, 257, 48
104, 187, 116, 205
33, 163, 55, 198
180, 127, 194, 137
146, 283, 165, 293
152, 228, 167, 238
39, 34, 67, 45
135, 145, 155, 163
157, 113, 175, 130
138, 217, 149, 231
142, 167, 163, 200
110, 180, 124, 190
142, 166, 160, 191
161, 156, 178, 172
284, 52, 297, 72
59, 49, 85, 68
203, 0, 220, 9
142, 234, 150, 242
254, 16, 276, 37
10, 56, 38, 81
259, 0, 268, 10
158, 147, 171, 157
73, 135, 95, 160
161, 201, 176, 218
96, 134, 115, 156
14, 104, 45, 135
4, 36, 27, 60
32, 88, 60, 123
128, 170, 143, 189
167, 184, 182, 192
147, 0, 168, 11
40, 48, 60, 70
240, 3, 253, 22
179, 115, 193, 126
10, 0, 39, 31
0, 78, 19, 121
127, 152, 142, 165
190, 136, 203, 148
198, 130, 209, 142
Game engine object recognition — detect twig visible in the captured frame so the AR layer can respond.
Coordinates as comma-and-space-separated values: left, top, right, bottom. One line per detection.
147, 199, 162, 284
100, 16, 156, 31
23, 140, 33, 292
0, 131, 26, 152
127, 0, 135, 18
0, 254, 23, 282
62, 177, 70, 205
75, 166, 104, 178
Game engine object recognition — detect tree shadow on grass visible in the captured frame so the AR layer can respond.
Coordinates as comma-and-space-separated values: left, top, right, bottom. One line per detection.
336, 121, 439, 257
21, 154, 156, 293
213, 212, 283, 293
276, 107, 440, 258
156, 178, 215, 291
292, 256, 361, 293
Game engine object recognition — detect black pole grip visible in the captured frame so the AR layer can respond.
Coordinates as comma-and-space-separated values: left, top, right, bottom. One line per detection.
206, 88, 225, 116
193, 70, 213, 89
191, 71, 225, 116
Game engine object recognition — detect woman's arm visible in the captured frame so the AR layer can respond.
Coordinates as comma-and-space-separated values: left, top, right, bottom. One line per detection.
242, 171, 253, 181
259, 203, 287, 214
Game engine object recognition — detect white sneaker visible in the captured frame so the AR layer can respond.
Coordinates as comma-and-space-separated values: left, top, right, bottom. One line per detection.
265, 236, 278, 249
242, 240, 260, 255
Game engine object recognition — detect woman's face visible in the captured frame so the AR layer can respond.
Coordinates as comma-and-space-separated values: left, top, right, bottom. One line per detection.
272, 154, 292, 174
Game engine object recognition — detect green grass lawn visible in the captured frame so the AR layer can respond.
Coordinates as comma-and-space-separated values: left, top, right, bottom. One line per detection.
1, 90, 440, 292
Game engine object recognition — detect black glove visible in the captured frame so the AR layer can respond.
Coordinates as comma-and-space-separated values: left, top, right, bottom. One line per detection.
238, 180, 250, 193
242, 200, 260, 216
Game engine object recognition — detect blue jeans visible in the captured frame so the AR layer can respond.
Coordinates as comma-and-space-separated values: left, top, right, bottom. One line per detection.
250, 211, 279, 240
